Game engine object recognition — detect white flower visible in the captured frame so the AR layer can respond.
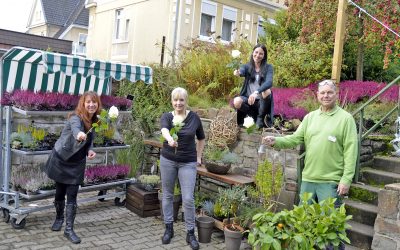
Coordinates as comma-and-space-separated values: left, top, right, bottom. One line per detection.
243, 116, 255, 129
231, 50, 241, 59
172, 116, 184, 126
108, 106, 119, 120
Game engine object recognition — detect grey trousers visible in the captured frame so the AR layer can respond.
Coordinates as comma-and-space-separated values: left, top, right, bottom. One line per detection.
160, 155, 197, 230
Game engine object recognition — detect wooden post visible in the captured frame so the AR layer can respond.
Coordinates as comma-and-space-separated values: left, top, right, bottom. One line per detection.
331, 0, 348, 83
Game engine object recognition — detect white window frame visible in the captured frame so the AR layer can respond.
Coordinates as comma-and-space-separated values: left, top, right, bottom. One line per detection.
221, 5, 237, 43
114, 9, 129, 42
257, 16, 276, 43
74, 33, 88, 55
199, 0, 217, 42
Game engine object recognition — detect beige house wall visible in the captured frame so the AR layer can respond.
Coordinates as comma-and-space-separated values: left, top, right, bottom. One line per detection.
87, 0, 285, 64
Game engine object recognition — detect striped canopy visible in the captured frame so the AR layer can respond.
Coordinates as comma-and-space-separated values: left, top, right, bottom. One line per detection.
1, 47, 153, 95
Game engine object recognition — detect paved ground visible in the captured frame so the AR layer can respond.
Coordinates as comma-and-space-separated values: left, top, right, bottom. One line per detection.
0, 192, 251, 250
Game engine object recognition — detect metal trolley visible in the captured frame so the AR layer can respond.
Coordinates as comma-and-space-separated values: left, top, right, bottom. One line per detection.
0, 47, 153, 229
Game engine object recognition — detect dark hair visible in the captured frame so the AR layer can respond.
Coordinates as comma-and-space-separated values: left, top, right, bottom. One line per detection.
247, 44, 268, 84
69, 91, 102, 132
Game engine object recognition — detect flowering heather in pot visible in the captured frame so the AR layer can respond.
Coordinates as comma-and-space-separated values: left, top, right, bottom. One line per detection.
273, 88, 308, 120
307, 81, 399, 104
100, 95, 132, 111
0, 92, 11, 105
84, 164, 130, 184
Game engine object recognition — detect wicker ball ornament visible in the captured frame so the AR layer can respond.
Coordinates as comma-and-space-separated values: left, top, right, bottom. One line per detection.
208, 116, 239, 147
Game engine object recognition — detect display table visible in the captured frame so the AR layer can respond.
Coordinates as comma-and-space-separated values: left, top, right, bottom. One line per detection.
196, 165, 254, 191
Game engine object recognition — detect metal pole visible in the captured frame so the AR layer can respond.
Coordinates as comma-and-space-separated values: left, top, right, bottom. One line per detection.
171, 0, 180, 66
160, 36, 166, 67
0, 52, 4, 199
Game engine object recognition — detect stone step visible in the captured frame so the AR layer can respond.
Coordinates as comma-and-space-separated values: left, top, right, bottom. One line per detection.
361, 168, 400, 186
373, 156, 400, 174
349, 183, 381, 205
345, 243, 364, 250
344, 199, 377, 226
347, 220, 374, 250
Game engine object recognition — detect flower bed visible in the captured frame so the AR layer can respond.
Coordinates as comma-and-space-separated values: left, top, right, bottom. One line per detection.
1, 90, 132, 111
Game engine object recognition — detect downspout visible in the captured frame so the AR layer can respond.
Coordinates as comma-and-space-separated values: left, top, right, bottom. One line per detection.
171, 0, 180, 66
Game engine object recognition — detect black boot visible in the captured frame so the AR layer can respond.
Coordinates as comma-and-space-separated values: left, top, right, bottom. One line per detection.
51, 200, 65, 231
64, 203, 81, 244
257, 95, 272, 128
161, 223, 174, 244
186, 229, 200, 250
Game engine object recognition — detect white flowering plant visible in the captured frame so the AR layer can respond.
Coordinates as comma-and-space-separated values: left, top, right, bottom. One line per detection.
243, 116, 256, 134
226, 49, 242, 70
160, 115, 185, 153
88, 105, 119, 134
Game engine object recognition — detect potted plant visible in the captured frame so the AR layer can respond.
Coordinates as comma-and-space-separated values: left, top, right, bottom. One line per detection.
84, 164, 130, 185
137, 174, 160, 191
24, 178, 42, 195
247, 193, 352, 249
217, 186, 247, 250
203, 144, 238, 175
196, 200, 215, 243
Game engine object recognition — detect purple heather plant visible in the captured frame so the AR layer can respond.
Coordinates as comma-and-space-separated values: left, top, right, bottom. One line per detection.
84, 164, 130, 184
100, 95, 132, 111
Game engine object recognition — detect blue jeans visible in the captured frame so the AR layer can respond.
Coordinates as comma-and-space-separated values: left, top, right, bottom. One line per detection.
160, 155, 197, 230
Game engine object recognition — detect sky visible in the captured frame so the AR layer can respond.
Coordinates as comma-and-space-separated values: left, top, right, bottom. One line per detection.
0, 0, 33, 32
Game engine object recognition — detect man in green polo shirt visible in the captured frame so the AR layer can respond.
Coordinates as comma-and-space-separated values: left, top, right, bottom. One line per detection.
263, 79, 358, 207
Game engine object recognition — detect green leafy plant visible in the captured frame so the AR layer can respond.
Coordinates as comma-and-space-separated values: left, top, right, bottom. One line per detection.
216, 186, 247, 220
247, 192, 352, 250
255, 159, 283, 208
203, 145, 238, 164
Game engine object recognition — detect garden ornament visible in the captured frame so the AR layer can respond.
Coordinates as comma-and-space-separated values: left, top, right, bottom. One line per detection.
390, 116, 400, 156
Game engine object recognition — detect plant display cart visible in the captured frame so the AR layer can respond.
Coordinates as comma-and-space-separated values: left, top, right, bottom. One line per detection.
0, 47, 153, 229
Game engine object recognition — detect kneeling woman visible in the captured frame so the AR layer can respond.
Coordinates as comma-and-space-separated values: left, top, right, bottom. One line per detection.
45, 91, 100, 244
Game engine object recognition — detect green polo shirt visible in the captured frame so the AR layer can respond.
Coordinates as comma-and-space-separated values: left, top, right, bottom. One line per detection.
274, 105, 358, 186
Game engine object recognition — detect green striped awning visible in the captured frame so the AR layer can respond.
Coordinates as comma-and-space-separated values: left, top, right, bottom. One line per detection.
1, 47, 152, 95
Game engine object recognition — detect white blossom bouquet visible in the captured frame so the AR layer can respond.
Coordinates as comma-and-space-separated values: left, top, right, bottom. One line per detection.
226, 49, 241, 70
88, 105, 119, 134
160, 115, 185, 153
243, 116, 256, 134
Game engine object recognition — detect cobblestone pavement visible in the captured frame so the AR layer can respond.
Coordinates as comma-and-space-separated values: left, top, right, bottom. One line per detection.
0, 192, 251, 250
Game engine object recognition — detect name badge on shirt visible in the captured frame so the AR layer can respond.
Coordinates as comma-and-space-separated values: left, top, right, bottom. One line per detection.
328, 135, 337, 142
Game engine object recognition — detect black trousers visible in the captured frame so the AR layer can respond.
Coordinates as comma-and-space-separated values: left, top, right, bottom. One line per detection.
54, 182, 79, 204
237, 93, 273, 127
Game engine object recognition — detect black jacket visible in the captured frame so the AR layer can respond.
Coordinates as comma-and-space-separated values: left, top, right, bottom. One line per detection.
239, 63, 273, 97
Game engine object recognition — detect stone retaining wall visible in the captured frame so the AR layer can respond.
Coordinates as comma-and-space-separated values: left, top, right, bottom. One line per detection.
371, 183, 400, 249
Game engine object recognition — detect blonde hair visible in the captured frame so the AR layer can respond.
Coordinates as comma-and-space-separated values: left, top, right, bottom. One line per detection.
171, 87, 188, 103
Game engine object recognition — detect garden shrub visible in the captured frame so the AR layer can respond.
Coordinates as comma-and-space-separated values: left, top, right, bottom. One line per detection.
268, 39, 332, 88
178, 39, 252, 101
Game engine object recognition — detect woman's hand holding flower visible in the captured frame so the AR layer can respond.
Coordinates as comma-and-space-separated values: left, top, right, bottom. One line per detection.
77, 131, 87, 141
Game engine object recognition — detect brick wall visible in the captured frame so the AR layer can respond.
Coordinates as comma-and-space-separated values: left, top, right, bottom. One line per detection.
371, 183, 400, 249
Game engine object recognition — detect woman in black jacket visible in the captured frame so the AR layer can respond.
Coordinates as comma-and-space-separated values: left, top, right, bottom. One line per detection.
45, 91, 100, 244
233, 44, 274, 128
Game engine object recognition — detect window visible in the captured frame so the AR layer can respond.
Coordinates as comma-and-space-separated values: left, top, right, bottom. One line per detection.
74, 33, 87, 55
221, 6, 236, 42
34, 9, 42, 21
257, 16, 276, 43
199, 1, 216, 39
114, 9, 129, 41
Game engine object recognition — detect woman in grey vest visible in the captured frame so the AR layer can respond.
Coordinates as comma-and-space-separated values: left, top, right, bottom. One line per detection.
45, 91, 100, 244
